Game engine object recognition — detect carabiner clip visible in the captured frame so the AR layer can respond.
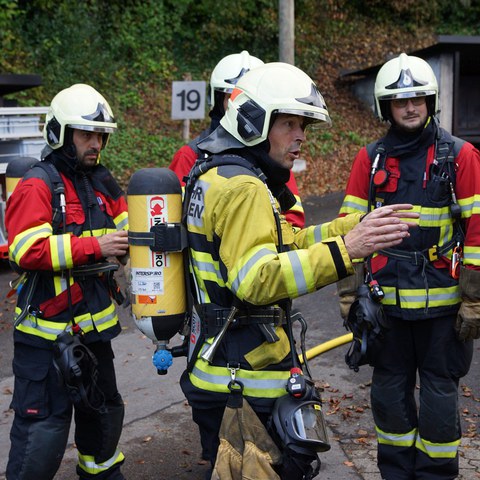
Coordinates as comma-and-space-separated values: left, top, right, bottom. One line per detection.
451, 244, 463, 280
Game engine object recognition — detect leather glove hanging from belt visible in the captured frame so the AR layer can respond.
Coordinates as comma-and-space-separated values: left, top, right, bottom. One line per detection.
456, 266, 480, 341
336, 262, 365, 321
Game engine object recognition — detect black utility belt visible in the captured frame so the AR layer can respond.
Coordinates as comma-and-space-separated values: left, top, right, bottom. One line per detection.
379, 239, 456, 265
197, 303, 286, 337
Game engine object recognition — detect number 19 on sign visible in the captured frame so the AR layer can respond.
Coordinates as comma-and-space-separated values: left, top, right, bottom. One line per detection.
171, 81, 206, 120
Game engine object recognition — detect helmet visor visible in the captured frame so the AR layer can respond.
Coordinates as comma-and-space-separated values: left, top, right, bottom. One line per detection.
276, 108, 332, 128
378, 90, 436, 101
291, 401, 330, 452
68, 124, 116, 134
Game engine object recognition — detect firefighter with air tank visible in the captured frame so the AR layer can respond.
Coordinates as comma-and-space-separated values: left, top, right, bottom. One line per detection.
127, 61, 418, 479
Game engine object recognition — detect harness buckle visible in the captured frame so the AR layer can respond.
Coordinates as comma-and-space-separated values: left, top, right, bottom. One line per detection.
428, 246, 439, 262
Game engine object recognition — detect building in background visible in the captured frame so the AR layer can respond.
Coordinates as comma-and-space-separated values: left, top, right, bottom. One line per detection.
341, 35, 480, 147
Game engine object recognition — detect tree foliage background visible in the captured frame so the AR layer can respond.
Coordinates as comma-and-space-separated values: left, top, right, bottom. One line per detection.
1, 0, 479, 194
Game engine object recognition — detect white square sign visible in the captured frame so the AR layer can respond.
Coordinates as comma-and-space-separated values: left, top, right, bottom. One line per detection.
171, 81, 206, 120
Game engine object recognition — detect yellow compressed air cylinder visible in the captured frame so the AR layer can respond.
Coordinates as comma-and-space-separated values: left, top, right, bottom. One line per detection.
5, 156, 38, 199
127, 168, 186, 343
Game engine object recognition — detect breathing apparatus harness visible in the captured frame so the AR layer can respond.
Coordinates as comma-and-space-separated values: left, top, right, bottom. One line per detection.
343, 142, 390, 372
182, 153, 330, 477
345, 123, 466, 372
373, 124, 464, 265
12, 160, 125, 410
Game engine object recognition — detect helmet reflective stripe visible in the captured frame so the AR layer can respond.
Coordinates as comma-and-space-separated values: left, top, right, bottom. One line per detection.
221, 62, 331, 147
209, 50, 264, 105
374, 53, 438, 121
44, 83, 117, 149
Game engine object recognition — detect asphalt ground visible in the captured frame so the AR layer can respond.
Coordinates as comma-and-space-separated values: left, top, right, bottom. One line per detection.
0, 192, 479, 479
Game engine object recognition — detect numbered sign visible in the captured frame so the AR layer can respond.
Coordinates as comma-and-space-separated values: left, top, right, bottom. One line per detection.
171, 81, 206, 120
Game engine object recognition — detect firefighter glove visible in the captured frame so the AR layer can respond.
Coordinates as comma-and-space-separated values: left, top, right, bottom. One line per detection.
456, 266, 480, 341
336, 262, 364, 320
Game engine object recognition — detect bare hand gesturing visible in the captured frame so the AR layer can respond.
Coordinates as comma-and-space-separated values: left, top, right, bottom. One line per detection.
344, 204, 418, 259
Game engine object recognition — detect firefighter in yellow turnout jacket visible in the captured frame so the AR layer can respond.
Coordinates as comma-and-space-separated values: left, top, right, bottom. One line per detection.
179, 62, 419, 480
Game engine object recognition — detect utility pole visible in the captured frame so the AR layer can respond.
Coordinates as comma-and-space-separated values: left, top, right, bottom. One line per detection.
278, 0, 295, 65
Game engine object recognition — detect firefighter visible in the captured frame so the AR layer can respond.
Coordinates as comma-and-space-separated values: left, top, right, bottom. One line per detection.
169, 50, 306, 228
6, 84, 129, 480
179, 61, 418, 480
338, 53, 480, 479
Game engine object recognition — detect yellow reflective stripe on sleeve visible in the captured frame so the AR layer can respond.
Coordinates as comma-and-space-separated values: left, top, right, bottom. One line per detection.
49, 234, 73, 271
229, 244, 278, 298
282, 249, 314, 297
458, 194, 480, 218
9, 223, 52, 264
190, 361, 289, 398
415, 436, 460, 459
376, 426, 417, 447
78, 449, 125, 475
463, 246, 480, 266
114, 211, 129, 230
310, 223, 332, 243
398, 286, 460, 309
339, 195, 368, 215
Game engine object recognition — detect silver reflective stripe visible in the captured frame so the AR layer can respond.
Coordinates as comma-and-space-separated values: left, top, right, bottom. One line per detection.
377, 429, 416, 446
191, 255, 223, 281
286, 250, 308, 295
116, 217, 128, 230
11, 226, 51, 260
92, 308, 117, 329
231, 247, 275, 294
192, 366, 288, 391
78, 449, 124, 473
17, 315, 65, 337
342, 199, 367, 213
54, 235, 69, 270
313, 225, 323, 243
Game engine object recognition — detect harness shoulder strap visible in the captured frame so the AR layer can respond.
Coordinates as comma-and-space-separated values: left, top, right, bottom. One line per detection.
366, 140, 386, 163
435, 129, 465, 178
26, 161, 65, 234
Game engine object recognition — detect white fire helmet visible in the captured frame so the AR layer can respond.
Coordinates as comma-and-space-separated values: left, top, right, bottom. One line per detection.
220, 62, 331, 147
208, 50, 264, 106
44, 83, 117, 149
374, 53, 438, 121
